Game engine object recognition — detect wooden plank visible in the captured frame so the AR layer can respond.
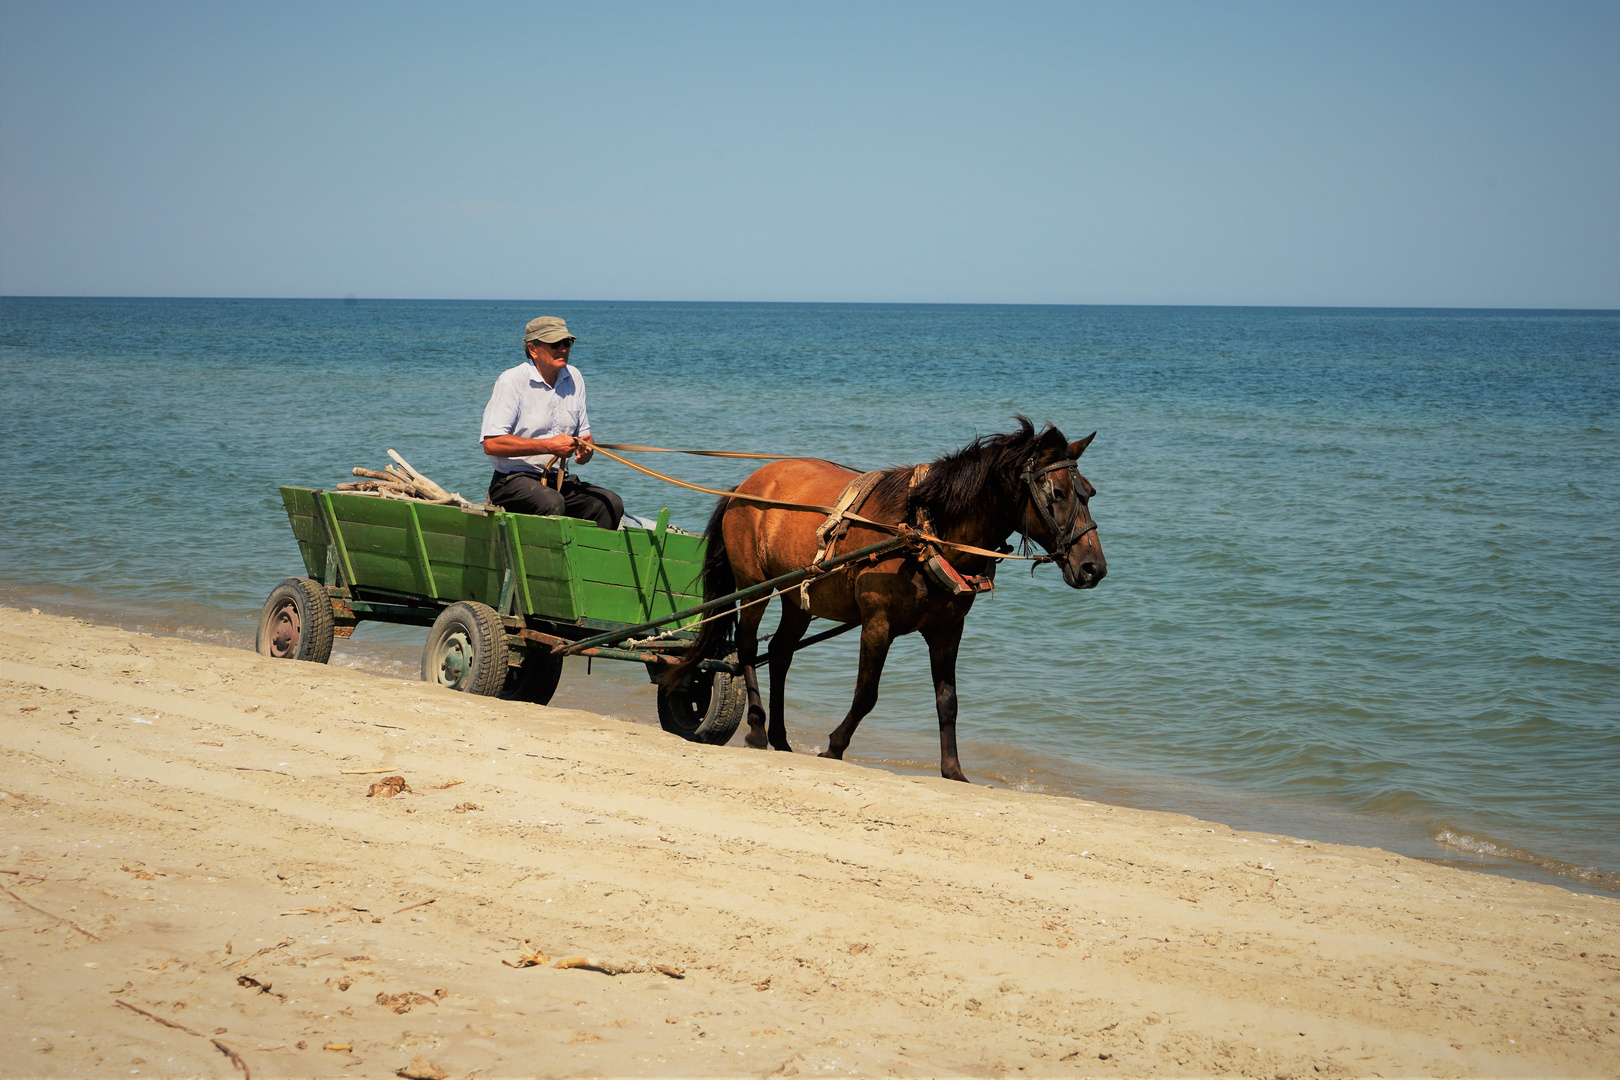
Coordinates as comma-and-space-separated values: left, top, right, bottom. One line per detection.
507, 513, 577, 550
571, 526, 640, 553
572, 545, 648, 586
436, 565, 505, 608
331, 496, 510, 572
572, 580, 701, 626
587, 525, 703, 566
421, 531, 504, 572
519, 578, 579, 621
333, 520, 412, 559
280, 485, 318, 519
287, 515, 323, 547
517, 545, 571, 580
280, 491, 325, 546
347, 551, 429, 595
660, 532, 705, 563
294, 540, 327, 581
571, 548, 700, 598
413, 501, 477, 534
279, 487, 328, 581
659, 560, 702, 596
325, 493, 417, 528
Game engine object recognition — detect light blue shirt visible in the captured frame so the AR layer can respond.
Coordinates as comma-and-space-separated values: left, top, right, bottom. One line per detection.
480, 362, 590, 475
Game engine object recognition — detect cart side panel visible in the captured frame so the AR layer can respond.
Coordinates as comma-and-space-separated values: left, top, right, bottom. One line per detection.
508, 514, 581, 620
413, 503, 505, 607
279, 486, 328, 581
570, 524, 705, 626
325, 495, 433, 596
315, 496, 500, 607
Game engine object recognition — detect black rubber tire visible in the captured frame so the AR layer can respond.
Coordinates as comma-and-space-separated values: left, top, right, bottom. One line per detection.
422, 601, 509, 696
501, 647, 564, 705
656, 651, 746, 745
255, 577, 335, 664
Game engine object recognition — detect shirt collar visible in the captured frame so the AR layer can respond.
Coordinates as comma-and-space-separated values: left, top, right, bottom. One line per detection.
528, 364, 573, 391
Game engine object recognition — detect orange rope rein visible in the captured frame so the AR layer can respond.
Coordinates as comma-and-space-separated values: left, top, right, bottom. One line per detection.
588, 443, 1045, 563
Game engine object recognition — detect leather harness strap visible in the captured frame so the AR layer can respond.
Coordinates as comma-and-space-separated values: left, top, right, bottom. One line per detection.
799, 470, 887, 606
813, 470, 886, 560
1020, 456, 1097, 557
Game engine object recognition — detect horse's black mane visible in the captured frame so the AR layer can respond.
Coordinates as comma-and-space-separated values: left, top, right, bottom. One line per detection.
869, 415, 1064, 525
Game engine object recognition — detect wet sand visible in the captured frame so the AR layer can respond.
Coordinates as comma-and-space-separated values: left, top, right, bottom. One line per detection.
1, 606, 1616, 1078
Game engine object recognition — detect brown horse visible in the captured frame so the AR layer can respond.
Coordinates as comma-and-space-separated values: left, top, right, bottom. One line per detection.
665, 417, 1106, 781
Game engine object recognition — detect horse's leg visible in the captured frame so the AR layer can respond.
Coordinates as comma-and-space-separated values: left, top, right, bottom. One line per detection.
921, 618, 969, 782
764, 599, 812, 752
736, 598, 770, 750
821, 616, 893, 760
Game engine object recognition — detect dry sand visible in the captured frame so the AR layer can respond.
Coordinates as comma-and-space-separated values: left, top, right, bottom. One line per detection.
0, 605, 1616, 1079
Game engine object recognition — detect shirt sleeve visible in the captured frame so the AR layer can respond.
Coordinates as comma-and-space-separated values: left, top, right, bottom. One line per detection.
573, 368, 590, 436
480, 373, 520, 440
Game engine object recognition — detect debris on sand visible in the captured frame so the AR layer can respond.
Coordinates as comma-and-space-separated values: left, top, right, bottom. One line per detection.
375, 991, 438, 1014
503, 947, 550, 968
367, 776, 412, 798
395, 1055, 446, 1079
553, 956, 684, 978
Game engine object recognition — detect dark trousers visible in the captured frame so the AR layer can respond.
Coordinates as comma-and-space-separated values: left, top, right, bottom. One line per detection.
488, 470, 624, 531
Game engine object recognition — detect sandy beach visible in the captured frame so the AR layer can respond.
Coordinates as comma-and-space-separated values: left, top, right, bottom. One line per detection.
1, 606, 1615, 1078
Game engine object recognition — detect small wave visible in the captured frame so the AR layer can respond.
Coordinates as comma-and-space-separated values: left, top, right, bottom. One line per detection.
329, 653, 417, 679
1433, 828, 1620, 893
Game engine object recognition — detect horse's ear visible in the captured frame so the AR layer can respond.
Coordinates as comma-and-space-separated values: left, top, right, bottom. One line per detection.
1068, 432, 1096, 459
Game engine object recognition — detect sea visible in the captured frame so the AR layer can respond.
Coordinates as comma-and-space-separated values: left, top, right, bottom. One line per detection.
2, 297, 1616, 896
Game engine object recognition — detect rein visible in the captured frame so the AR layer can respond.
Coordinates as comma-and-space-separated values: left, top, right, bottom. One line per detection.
595, 441, 861, 473
587, 442, 1048, 563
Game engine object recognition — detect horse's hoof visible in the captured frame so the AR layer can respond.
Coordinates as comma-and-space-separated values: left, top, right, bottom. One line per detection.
744, 731, 769, 750
770, 741, 793, 753
818, 749, 843, 760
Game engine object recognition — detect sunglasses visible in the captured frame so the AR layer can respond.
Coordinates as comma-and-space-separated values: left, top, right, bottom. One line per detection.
547, 338, 575, 351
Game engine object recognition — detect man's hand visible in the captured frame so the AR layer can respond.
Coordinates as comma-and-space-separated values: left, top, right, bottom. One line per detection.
573, 434, 595, 464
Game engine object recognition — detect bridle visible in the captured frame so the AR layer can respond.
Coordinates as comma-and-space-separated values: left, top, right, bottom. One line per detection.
1018, 455, 1097, 566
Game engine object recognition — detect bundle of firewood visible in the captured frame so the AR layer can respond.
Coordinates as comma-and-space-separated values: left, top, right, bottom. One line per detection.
335, 450, 477, 508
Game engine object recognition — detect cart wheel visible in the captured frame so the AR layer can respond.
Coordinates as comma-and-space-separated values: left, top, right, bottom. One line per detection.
501, 648, 564, 705
656, 651, 745, 744
255, 578, 335, 664
422, 601, 509, 696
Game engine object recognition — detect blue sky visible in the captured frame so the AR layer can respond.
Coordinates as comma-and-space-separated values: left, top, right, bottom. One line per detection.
1, 1, 1616, 306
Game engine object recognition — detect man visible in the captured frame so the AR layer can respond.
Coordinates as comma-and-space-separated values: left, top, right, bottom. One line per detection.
481, 316, 624, 530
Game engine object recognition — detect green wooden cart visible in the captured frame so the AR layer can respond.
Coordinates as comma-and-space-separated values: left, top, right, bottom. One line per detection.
255, 487, 746, 743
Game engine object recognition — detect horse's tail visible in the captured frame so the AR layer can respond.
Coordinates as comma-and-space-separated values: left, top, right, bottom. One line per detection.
661, 494, 737, 690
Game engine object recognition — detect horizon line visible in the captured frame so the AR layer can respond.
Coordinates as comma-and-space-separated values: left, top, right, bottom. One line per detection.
2, 295, 1616, 314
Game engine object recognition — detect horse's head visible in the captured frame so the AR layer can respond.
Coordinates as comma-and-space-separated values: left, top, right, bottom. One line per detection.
1019, 427, 1106, 589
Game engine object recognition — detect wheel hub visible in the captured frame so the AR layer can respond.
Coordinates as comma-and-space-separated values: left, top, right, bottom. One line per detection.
437, 630, 473, 688
269, 601, 300, 658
